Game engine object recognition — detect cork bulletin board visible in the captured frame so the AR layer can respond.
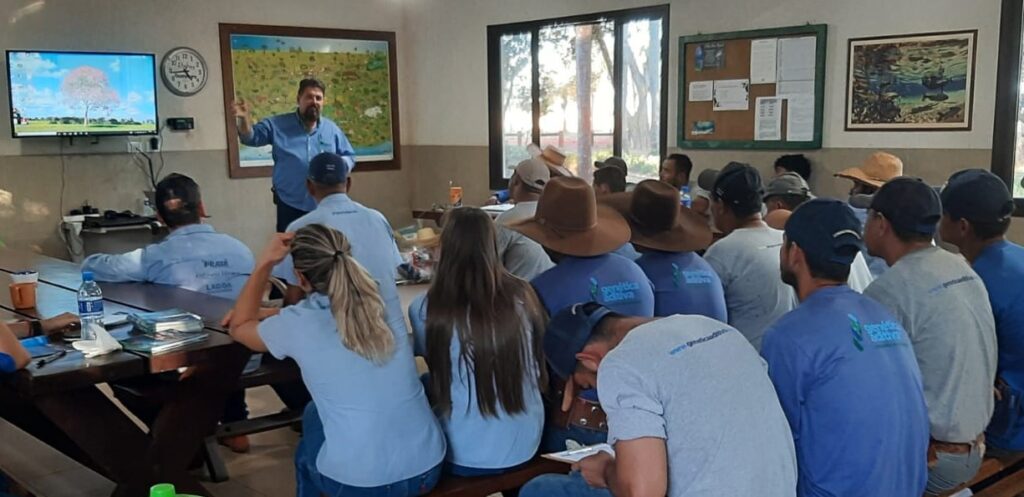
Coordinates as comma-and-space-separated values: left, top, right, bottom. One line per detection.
677, 24, 827, 149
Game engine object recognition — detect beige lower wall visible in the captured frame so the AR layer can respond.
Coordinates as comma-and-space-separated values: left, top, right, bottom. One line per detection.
2, 144, 1021, 259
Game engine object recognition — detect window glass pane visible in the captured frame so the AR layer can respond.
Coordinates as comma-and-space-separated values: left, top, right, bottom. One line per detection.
500, 32, 532, 179
621, 18, 663, 183
1015, 27, 1024, 197
538, 21, 615, 182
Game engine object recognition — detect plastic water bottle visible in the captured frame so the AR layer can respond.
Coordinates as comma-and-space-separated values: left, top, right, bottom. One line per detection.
680, 185, 693, 208
78, 271, 103, 341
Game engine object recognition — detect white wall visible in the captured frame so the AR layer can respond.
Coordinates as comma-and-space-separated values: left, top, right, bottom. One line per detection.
403, 0, 1001, 150
0, 0, 409, 156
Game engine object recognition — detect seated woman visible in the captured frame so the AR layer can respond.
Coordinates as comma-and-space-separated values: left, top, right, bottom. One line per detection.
229, 225, 446, 497
409, 207, 547, 477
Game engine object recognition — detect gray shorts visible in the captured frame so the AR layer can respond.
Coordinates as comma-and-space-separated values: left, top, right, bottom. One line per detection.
925, 441, 984, 496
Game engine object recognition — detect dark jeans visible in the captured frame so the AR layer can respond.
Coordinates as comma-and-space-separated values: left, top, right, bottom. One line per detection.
296, 403, 442, 497
444, 460, 532, 478
275, 190, 310, 233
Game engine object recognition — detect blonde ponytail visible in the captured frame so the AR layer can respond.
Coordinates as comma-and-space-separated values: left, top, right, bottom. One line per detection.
291, 224, 395, 363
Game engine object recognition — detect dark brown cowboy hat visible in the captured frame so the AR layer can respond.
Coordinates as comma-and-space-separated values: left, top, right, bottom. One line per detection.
599, 179, 713, 252
510, 176, 630, 257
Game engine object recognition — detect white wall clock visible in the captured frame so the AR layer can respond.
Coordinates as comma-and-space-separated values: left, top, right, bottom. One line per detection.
161, 47, 208, 97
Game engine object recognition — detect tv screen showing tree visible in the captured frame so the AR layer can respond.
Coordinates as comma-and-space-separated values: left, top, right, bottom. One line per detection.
6, 50, 158, 137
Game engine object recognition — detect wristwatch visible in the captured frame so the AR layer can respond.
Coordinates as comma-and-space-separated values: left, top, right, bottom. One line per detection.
29, 319, 43, 336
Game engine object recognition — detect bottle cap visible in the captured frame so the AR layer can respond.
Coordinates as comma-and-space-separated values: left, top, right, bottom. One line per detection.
150, 483, 176, 497
81, 271, 95, 282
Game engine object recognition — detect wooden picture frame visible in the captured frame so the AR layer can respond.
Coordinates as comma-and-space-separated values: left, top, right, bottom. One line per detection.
219, 23, 401, 179
845, 29, 977, 131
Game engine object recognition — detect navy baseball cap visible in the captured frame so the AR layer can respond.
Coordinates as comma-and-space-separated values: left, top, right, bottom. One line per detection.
545, 303, 616, 380
308, 152, 350, 186
870, 177, 941, 235
785, 199, 864, 266
941, 169, 1014, 223
712, 162, 763, 211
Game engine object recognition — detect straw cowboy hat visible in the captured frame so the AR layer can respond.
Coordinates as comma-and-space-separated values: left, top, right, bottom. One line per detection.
540, 145, 574, 178
415, 227, 440, 248
510, 176, 630, 257
835, 152, 904, 189
600, 180, 713, 252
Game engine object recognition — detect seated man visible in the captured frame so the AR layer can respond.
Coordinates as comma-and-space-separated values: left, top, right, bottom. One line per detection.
82, 173, 255, 299
863, 177, 997, 495
592, 161, 627, 196
703, 162, 795, 351
940, 169, 1024, 458
658, 153, 692, 191
773, 153, 812, 182
595, 156, 634, 191
520, 304, 797, 497
495, 225, 553, 281
762, 199, 929, 496
511, 176, 654, 319
763, 173, 874, 291
835, 152, 903, 277
601, 180, 724, 320
496, 157, 549, 226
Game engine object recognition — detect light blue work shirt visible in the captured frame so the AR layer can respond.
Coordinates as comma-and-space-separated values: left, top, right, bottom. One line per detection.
531, 254, 655, 318
240, 111, 356, 212
82, 224, 255, 299
258, 293, 446, 487
635, 250, 728, 321
409, 294, 544, 470
273, 193, 405, 335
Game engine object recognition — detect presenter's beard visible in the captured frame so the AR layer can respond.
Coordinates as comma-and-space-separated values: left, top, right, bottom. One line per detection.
302, 106, 320, 123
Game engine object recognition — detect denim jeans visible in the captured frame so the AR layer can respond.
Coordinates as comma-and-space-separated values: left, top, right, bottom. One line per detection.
296, 403, 442, 497
274, 191, 310, 233
925, 442, 984, 495
520, 472, 612, 497
444, 460, 532, 478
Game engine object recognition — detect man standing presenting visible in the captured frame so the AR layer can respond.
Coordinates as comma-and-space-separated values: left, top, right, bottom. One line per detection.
233, 78, 356, 231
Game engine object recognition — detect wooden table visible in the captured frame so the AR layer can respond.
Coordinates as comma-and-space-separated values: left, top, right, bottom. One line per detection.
0, 250, 248, 497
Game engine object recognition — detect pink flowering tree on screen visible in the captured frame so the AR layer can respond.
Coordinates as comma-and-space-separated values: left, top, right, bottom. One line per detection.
61, 66, 119, 127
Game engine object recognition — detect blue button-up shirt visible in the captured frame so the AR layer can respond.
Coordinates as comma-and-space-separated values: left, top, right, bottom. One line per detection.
273, 193, 405, 335
240, 111, 356, 212
82, 224, 255, 299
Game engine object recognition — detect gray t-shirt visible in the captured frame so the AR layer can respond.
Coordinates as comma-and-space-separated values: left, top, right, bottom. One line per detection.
864, 246, 997, 443
496, 225, 553, 281
704, 226, 796, 350
599, 315, 797, 497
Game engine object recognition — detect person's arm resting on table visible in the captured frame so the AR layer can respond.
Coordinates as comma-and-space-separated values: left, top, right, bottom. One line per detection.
228, 234, 295, 352
81, 248, 147, 282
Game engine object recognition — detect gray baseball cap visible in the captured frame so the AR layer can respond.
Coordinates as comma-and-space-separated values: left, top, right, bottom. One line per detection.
764, 172, 814, 199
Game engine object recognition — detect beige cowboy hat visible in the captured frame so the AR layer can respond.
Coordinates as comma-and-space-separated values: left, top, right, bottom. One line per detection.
540, 145, 574, 178
415, 227, 440, 248
835, 152, 904, 189
510, 176, 630, 257
600, 180, 713, 252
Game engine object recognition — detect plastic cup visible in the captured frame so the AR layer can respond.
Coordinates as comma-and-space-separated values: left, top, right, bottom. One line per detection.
150, 483, 176, 497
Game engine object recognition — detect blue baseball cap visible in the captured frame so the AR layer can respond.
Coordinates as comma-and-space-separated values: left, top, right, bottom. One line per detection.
308, 152, 351, 186
941, 169, 1014, 223
785, 199, 864, 266
545, 303, 617, 380
712, 162, 763, 212
870, 177, 941, 235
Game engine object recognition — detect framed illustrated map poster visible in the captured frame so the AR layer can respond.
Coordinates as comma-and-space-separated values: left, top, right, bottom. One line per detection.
219, 23, 401, 178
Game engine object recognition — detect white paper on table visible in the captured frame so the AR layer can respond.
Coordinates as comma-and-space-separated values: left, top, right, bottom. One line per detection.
712, 79, 749, 111
542, 443, 616, 464
777, 36, 817, 82
786, 94, 815, 142
776, 80, 815, 98
688, 81, 714, 102
755, 97, 783, 141
750, 39, 778, 84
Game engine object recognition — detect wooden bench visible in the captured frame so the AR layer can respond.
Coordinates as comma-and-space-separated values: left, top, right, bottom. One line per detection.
939, 454, 1024, 497
424, 457, 570, 497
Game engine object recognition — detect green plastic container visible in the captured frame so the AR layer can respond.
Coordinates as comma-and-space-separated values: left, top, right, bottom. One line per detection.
149, 483, 201, 497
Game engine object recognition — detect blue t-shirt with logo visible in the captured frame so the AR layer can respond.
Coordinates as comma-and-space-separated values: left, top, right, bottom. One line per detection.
635, 250, 727, 321
973, 240, 1024, 450
531, 254, 654, 318
761, 285, 929, 497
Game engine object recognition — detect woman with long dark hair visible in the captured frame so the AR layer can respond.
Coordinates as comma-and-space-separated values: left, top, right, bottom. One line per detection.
409, 207, 547, 476
230, 224, 446, 497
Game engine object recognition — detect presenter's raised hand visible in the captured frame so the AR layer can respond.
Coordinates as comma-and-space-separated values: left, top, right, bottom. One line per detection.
232, 99, 254, 137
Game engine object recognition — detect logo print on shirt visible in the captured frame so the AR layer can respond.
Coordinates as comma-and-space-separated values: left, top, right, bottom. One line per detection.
849, 314, 865, 351
589, 277, 640, 305
672, 263, 681, 288
202, 259, 229, 268
589, 277, 600, 301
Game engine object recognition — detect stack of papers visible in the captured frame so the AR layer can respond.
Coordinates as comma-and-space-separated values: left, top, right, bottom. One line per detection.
542, 443, 615, 464
116, 328, 209, 355
128, 309, 204, 334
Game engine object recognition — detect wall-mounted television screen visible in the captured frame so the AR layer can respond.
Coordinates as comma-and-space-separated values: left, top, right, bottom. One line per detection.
6, 50, 158, 138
